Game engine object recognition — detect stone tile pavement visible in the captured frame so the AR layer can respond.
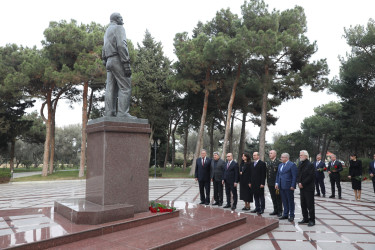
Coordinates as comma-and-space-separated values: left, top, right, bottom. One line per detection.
0, 178, 374, 249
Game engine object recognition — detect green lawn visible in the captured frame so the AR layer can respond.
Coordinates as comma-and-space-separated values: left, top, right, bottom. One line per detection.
11, 166, 193, 182
13, 167, 43, 173
11, 170, 85, 182
150, 167, 193, 178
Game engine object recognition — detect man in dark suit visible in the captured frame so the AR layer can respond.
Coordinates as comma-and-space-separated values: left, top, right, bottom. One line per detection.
276, 153, 298, 222
369, 153, 375, 193
250, 152, 267, 215
210, 152, 226, 206
313, 154, 326, 197
195, 149, 211, 205
222, 153, 239, 210
328, 154, 343, 199
297, 150, 316, 227
266, 150, 282, 217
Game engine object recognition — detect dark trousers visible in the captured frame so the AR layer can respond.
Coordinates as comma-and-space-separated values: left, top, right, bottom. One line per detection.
329, 172, 341, 197
315, 176, 326, 195
199, 181, 210, 203
105, 56, 132, 116
224, 181, 237, 206
280, 189, 295, 218
372, 181, 375, 193
253, 189, 265, 212
213, 179, 223, 204
268, 185, 282, 213
300, 189, 315, 222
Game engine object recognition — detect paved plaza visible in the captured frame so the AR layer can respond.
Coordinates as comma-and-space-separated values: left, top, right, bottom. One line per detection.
0, 177, 374, 249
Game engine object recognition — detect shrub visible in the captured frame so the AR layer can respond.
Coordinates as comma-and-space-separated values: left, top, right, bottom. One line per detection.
0, 168, 11, 183
149, 167, 162, 177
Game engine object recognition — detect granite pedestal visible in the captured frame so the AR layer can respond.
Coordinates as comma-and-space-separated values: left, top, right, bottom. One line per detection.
55, 117, 151, 224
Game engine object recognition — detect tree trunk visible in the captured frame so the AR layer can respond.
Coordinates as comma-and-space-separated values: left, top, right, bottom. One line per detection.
79, 81, 89, 177
42, 91, 52, 177
259, 64, 270, 161
163, 121, 172, 169
48, 111, 55, 174
237, 111, 247, 164
87, 87, 94, 120
190, 80, 210, 176
209, 116, 214, 158
171, 115, 182, 169
9, 137, 16, 174
183, 120, 189, 170
320, 134, 327, 157
222, 63, 242, 159
171, 130, 176, 169
228, 110, 236, 154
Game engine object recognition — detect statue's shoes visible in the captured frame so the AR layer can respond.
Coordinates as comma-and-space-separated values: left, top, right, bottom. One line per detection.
118, 114, 137, 119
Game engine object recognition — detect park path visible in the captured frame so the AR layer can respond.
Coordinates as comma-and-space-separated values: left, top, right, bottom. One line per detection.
0, 178, 374, 249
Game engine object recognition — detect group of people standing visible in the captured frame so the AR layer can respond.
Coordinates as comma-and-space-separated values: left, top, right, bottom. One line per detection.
195, 149, 315, 226
315, 153, 375, 201
195, 149, 375, 228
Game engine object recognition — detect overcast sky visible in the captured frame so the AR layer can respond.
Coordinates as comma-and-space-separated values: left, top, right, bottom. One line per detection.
1, 0, 374, 142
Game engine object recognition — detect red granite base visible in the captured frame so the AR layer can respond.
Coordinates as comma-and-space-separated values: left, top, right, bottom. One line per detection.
54, 198, 134, 225
3, 206, 179, 250
41, 201, 279, 250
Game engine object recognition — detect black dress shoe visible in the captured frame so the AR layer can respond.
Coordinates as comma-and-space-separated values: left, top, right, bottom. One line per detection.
212, 202, 219, 206
322, 194, 326, 197
218, 203, 223, 206
199, 201, 205, 204
288, 217, 294, 222
298, 219, 309, 224
315, 194, 320, 197
231, 205, 236, 210
308, 221, 315, 227
223, 204, 231, 208
279, 216, 288, 220
257, 210, 264, 215
338, 196, 342, 199
329, 195, 335, 198
269, 211, 278, 216
250, 209, 258, 213
205, 202, 210, 205
242, 207, 248, 211
278, 212, 283, 217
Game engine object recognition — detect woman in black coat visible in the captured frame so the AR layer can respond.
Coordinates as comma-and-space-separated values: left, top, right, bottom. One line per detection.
348, 154, 362, 200
239, 152, 253, 210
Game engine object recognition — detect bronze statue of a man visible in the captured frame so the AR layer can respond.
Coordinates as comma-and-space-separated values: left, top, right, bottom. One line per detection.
102, 12, 135, 118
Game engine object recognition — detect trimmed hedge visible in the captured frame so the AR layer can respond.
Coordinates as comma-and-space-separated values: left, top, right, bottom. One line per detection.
0, 169, 11, 183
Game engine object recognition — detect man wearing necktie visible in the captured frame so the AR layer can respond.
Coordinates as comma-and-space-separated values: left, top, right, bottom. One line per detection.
195, 149, 211, 205
313, 154, 326, 197
369, 154, 375, 194
275, 153, 298, 222
222, 153, 239, 210
328, 154, 343, 199
250, 152, 267, 214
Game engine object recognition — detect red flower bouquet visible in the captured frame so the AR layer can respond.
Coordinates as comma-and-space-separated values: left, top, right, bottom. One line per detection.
149, 201, 176, 213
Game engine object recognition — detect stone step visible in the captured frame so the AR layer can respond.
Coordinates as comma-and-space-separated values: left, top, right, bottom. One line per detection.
177, 215, 279, 250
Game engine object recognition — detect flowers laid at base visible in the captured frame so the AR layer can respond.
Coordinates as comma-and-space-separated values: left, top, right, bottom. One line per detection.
149, 201, 177, 213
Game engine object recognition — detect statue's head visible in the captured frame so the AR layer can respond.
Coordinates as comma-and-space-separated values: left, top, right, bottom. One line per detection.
110, 13, 124, 25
